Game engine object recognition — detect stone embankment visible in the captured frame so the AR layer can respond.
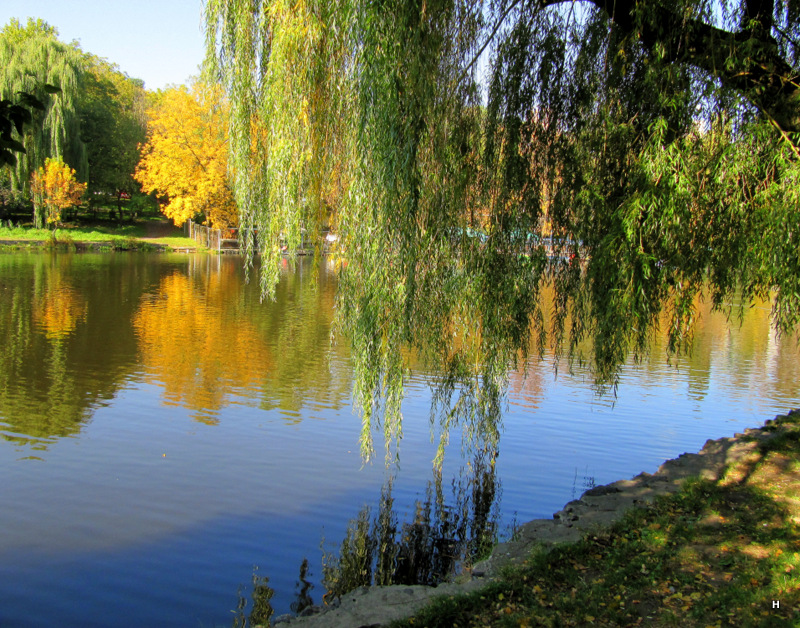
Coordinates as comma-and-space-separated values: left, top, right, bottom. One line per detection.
274, 410, 799, 628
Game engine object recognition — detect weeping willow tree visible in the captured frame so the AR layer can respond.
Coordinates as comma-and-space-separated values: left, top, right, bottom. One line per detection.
0, 18, 86, 226
206, 0, 800, 463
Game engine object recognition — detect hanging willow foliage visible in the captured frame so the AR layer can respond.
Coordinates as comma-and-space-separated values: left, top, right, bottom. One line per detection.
204, 0, 353, 296
0, 19, 86, 226
206, 0, 800, 464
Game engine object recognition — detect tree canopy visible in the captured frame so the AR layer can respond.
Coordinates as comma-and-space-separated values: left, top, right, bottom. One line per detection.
0, 18, 148, 220
79, 54, 148, 199
135, 82, 237, 228
205, 0, 800, 462
0, 18, 87, 205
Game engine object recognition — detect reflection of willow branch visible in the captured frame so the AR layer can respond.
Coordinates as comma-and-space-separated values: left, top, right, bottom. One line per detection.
289, 558, 315, 615
232, 568, 274, 628
321, 455, 500, 602
571, 466, 597, 500
257, 259, 350, 417
429, 365, 505, 468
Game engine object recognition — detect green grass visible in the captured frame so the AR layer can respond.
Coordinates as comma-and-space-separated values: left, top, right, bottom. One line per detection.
392, 417, 800, 627
0, 221, 205, 251
0, 224, 137, 242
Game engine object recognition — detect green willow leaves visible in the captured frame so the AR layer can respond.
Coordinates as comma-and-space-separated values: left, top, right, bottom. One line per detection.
205, 0, 800, 463
0, 18, 86, 212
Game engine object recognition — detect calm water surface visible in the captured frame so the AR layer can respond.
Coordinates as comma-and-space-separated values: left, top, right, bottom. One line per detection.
0, 252, 798, 627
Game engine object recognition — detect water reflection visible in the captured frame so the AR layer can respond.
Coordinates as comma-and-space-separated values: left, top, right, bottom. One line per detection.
132, 255, 350, 424
321, 452, 500, 601
133, 264, 275, 424
508, 287, 800, 411
231, 559, 317, 628
290, 558, 315, 615
232, 568, 275, 628
0, 253, 351, 447
229, 453, 500, 624
0, 253, 143, 448
1, 252, 797, 450
1, 253, 799, 627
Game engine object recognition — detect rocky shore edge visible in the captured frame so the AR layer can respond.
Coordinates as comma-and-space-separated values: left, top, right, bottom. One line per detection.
273, 409, 800, 628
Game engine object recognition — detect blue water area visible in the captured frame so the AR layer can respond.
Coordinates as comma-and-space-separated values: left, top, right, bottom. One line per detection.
1, 253, 798, 627
1, 508, 362, 628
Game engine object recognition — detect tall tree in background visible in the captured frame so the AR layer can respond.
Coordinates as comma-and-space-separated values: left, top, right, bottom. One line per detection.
206, 0, 800, 462
0, 18, 87, 202
79, 55, 148, 212
135, 82, 237, 228
1, 18, 148, 222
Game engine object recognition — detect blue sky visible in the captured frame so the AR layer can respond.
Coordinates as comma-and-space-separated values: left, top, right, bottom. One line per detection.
0, 0, 206, 91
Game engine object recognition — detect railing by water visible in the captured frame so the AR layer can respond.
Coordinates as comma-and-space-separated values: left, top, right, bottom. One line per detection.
186, 220, 242, 254
186, 220, 330, 255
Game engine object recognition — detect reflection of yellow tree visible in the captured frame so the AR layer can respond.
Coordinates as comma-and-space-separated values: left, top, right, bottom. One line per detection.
684, 295, 800, 403
35, 278, 87, 340
508, 360, 545, 411
133, 268, 274, 424
510, 285, 799, 405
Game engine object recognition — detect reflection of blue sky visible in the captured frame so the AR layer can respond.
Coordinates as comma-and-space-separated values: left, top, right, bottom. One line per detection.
0, 379, 452, 556
0, 378, 476, 626
0, 510, 346, 628
3, 259, 800, 626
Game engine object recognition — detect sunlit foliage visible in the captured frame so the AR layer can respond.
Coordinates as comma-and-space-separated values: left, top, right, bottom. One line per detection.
135, 82, 237, 228
0, 19, 87, 196
29, 158, 87, 227
206, 0, 800, 463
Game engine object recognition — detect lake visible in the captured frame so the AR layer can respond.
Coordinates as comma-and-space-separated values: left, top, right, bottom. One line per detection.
1, 252, 798, 627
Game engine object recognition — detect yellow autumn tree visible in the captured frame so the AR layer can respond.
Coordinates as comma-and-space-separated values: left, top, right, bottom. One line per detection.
134, 82, 237, 228
29, 158, 87, 228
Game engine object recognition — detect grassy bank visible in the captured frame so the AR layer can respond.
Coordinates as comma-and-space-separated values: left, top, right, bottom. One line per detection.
393, 414, 800, 627
0, 220, 202, 251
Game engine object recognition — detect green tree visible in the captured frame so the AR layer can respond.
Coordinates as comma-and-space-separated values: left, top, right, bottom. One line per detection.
205, 0, 800, 462
0, 18, 87, 198
1, 19, 148, 222
78, 55, 148, 215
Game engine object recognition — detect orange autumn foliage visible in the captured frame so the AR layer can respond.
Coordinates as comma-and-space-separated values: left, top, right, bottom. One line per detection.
132, 267, 273, 424
33, 268, 87, 341
135, 82, 237, 228
30, 158, 87, 227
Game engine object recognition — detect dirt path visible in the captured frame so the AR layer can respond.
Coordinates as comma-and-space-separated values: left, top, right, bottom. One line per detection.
140, 218, 180, 239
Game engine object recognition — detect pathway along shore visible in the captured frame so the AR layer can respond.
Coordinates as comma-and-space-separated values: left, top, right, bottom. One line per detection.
273, 409, 800, 627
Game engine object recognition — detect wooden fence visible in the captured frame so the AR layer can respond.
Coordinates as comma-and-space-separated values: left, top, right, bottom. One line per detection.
186, 220, 241, 253
186, 220, 333, 255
